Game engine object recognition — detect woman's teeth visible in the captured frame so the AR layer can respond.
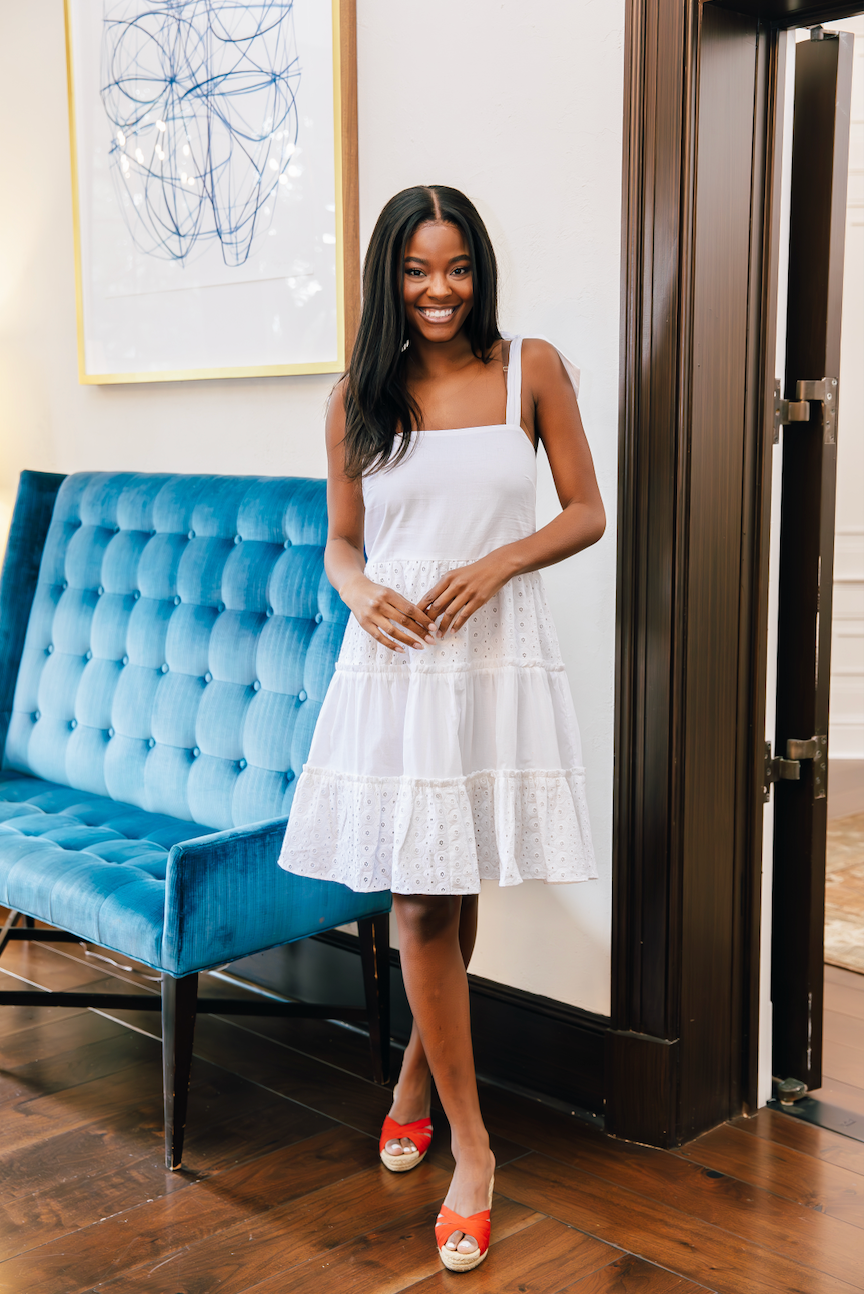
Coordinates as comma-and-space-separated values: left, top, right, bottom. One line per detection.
420, 308, 455, 319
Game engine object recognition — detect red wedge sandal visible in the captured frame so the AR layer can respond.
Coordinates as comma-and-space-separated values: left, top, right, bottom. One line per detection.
379, 1115, 434, 1172
435, 1176, 495, 1272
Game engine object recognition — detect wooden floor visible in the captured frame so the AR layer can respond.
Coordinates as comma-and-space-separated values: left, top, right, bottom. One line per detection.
2, 936, 864, 1293
814, 963, 864, 1117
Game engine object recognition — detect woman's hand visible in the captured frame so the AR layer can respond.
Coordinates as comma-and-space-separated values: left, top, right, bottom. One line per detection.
420, 552, 517, 637
340, 573, 437, 653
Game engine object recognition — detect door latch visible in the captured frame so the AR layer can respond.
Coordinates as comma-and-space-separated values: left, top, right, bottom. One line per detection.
763, 735, 827, 802
772, 378, 837, 444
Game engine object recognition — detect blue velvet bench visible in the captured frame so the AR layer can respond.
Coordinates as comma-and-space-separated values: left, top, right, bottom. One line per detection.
0, 470, 391, 1168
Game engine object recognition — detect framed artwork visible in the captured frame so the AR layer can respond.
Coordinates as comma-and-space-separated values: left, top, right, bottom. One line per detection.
64, 0, 359, 384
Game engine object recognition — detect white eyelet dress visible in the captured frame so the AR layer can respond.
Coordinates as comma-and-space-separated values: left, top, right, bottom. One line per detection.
278, 336, 598, 895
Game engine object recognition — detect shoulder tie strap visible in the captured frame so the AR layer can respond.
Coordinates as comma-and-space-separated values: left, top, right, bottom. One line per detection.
505, 335, 524, 427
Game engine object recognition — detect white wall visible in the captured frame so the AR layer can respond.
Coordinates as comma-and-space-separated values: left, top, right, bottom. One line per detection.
0, 0, 625, 1014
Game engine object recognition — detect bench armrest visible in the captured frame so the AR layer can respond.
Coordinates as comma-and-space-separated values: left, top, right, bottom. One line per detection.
162, 817, 390, 977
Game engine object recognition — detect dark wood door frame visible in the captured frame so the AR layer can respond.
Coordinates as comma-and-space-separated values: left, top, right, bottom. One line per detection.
607, 0, 856, 1147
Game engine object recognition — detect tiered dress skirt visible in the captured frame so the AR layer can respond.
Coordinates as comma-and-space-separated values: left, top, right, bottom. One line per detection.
278, 556, 597, 895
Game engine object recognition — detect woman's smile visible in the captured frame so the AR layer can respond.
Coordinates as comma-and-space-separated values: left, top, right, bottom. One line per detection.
417, 306, 457, 321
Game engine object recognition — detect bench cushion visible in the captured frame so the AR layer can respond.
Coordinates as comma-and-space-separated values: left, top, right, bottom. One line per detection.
0, 771, 210, 966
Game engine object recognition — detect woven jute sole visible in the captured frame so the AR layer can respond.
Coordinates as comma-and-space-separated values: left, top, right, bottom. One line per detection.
380, 1146, 425, 1172
439, 1244, 490, 1273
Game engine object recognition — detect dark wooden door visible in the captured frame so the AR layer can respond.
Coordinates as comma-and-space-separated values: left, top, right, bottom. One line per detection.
771, 29, 854, 1090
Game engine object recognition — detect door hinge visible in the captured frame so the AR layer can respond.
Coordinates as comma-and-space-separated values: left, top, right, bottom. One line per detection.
763, 735, 827, 802
773, 378, 837, 444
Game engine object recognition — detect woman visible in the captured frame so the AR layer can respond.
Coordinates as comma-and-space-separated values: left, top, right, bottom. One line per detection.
279, 185, 604, 1272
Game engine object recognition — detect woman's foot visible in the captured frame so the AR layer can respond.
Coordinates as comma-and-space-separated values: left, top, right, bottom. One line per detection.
440, 1145, 496, 1255
384, 1074, 431, 1157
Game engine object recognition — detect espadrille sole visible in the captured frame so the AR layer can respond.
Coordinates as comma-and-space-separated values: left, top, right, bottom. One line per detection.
379, 1146, 426, 1172
439, 1245, 490, 1273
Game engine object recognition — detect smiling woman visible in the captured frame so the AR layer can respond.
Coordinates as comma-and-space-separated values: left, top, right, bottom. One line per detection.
276, 184, 606, 1272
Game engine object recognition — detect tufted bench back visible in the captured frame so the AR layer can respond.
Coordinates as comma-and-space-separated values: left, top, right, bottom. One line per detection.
3, 472, 347, 831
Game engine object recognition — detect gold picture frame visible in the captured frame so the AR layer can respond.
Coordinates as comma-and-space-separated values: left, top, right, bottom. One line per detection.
64, 0, 360, 385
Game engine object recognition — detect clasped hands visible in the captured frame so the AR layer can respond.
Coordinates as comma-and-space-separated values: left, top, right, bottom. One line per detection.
341, 552, 516, 653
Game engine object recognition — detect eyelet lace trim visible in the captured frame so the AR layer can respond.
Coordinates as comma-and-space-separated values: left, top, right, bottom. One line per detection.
279, 765, 597, 895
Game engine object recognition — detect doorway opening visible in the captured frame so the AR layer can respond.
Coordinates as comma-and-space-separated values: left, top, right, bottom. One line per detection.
767, 17, 864, 1138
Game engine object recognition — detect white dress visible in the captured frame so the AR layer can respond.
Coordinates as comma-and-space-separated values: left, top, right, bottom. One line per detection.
278, 336, 597, 895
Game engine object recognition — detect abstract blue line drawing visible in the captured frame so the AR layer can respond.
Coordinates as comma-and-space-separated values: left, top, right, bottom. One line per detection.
101, 1, 300, 266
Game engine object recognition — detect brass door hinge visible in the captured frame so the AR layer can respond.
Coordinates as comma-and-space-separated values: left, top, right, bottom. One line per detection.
773, 378, 837, 444
763, 735, 827, 802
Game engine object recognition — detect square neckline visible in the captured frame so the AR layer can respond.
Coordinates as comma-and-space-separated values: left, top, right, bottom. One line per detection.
413, 337, 528, 438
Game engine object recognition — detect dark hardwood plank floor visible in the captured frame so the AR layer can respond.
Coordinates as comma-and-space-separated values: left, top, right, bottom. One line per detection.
0, 931, 861, 1293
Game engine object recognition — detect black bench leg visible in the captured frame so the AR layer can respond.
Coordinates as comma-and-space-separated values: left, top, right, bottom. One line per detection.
358, 914, 390, 1086
162, 972, 198, 1170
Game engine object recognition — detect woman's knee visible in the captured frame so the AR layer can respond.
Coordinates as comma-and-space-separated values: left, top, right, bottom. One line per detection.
394, 894, 462, 944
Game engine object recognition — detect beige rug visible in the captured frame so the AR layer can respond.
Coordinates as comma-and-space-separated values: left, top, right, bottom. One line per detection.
825, 812, 864, 974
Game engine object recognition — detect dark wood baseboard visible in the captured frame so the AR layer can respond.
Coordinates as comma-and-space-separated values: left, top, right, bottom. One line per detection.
231, 931, 608, 1121
606, 1030, 680, 1148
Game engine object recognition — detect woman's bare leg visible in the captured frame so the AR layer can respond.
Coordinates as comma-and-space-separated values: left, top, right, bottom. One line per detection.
386, 894, 478, 1147
387, 893, 494, 1255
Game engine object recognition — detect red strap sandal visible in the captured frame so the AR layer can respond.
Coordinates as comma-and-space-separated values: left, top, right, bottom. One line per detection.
435, 1177, 495, 1272
379, 1114, 434, 1172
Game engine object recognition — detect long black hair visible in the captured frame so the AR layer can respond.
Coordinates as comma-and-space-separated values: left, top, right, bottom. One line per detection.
342, 185, 501, 480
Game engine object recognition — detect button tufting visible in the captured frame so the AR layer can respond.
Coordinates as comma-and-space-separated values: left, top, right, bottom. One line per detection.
234, 534, 242, 545
238, 758, 247, 770
96, 586, 104, 596
46, 644, 53, 655
173, 595, 181, 606
252, 679, 261, 692
285, 770, 295, 782
283, 539, 291, 549
84, 650, 92, 661
298, 690, 307, 702
160, 663, 169, 674
187, 530, 195, 539
216, 601, 225, 613
33, 710, 40, 722
107, 727, 115, 738
121, 655, 129, 666
133, 590, 141, 601
69, 719, 77, 730
148, 737, 156, 749
314, 612, 323, 624
61, 581, 68, 591
203, 671, 212, 684
265, 606, 274, 617
192, 746, 200, 758
114, 525, 120, 534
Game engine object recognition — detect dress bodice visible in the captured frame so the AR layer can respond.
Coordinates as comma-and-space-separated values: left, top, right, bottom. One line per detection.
362, 336, 534, 564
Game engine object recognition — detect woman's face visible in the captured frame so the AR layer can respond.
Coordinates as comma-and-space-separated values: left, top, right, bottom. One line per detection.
402, 221, 474, 344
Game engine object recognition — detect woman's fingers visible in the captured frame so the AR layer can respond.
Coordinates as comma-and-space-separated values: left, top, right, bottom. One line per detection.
393, 596, 436, 636
436, 590, 475, 637
368, 624, 404, 652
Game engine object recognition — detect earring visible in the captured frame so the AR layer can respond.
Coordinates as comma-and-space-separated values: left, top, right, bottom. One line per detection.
401, 338, 410, 352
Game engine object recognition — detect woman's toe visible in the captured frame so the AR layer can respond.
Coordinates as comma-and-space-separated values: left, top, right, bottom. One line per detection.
401, 1138, 417, 1153
445, 1231, 464, 1251
386, 1139, 403, 1155
457, 1235, 478, 1254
